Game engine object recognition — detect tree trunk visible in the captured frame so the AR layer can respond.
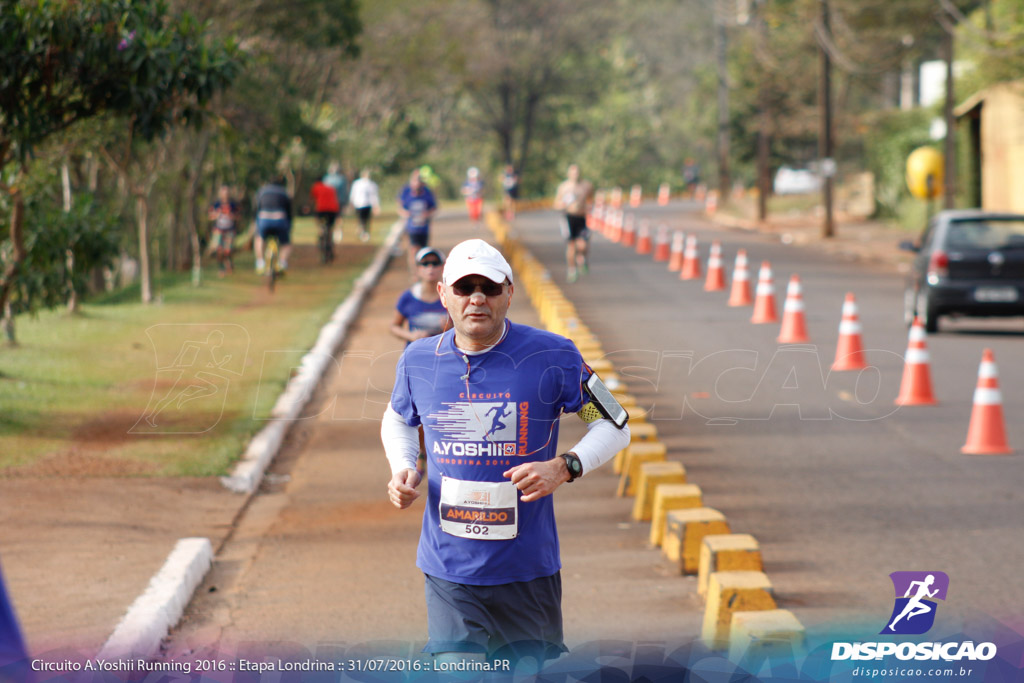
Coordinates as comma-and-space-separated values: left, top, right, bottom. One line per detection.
516, 92, 539, 180
136, 193, 153, 304
2, 301, 14, 348
169, 179, 183, 272
187, 129, 212, 287
62, 162, 81, 314
0, 185, 26, 345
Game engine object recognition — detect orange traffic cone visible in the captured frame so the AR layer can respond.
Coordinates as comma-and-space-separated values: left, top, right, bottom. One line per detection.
962, 349, 1012, 454
750, 261, 778, 323
667, 231, 685, 271
611, 187, 623, 209
728, 249, 753, 307
658, 183, 670, 206
831, 293, 867, 371
610, 211, 623, 243
653, 225, 670, 262
636, 220, 652, 255
777, 275, 810, 343
630, 184, 642, 208
621, 213, 637, 247
695, 184, 707, 203
704, 241, 726, 291
894, 317, 937, 406
592, 207, 603, 237
705, 189, 719, 215
680, 236, 701, 280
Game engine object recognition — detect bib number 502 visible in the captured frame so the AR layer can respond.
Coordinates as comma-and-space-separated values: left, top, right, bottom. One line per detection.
465, 525, 489, 536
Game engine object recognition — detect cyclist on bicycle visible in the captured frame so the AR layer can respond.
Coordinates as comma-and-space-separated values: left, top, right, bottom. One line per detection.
208, 185, 240, 276
310, 172, 341, 263
254, 175, 293, 274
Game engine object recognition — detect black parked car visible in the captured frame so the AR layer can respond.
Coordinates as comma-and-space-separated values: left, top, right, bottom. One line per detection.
902, 209, 1024, 332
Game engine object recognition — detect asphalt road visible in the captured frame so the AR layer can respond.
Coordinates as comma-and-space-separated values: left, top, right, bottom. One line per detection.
513, 200, 1024, 639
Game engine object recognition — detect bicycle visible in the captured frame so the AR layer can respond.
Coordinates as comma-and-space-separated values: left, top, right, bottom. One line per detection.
263, 234, 282, 293
316, 216, 335, 264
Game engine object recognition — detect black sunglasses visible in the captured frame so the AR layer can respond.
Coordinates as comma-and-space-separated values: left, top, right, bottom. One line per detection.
452, 280, 505, 297
418, 260, 442, 267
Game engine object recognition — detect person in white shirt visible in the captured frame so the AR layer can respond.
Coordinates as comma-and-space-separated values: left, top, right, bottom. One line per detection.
349, 169, 381, 242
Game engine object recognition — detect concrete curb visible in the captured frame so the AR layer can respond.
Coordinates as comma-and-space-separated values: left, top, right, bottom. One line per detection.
97, 538, 213, 660
221, 220, 405, 494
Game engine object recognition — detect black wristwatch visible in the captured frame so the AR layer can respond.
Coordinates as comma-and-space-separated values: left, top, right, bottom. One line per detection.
560, 452, 583, 482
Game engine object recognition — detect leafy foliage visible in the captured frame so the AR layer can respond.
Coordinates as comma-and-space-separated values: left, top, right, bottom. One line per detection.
1, 194, 119, 316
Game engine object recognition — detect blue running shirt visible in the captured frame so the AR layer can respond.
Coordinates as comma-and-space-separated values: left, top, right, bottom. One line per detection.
390, 322, 588, 585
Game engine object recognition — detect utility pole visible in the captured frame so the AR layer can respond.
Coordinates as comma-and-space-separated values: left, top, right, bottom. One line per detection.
755, 0, 769, 223
715, 0, 731, 198
819, 0, 835, 239
942, 21, 956, 209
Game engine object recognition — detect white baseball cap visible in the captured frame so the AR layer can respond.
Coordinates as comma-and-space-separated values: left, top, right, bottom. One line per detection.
442, 239, 514, 286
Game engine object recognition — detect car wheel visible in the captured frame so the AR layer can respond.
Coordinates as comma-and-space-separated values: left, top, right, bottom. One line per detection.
917, 290, 939, 333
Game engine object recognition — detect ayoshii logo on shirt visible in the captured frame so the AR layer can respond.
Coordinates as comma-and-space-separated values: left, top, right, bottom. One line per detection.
429, 401, 519, 457
881, 571, 949, 635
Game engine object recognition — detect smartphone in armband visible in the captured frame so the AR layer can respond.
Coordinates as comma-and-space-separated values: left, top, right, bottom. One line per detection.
584, 373, 628, 429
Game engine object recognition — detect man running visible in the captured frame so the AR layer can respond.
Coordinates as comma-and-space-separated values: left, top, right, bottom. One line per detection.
381, 239, 630, 668
553, 164, 594, 283
397, 169, 438, 276
254, 176, 292, 274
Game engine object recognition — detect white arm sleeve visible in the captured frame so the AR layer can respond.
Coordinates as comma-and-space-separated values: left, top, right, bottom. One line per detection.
567, 419, 630, 477
381, 403, 421, 474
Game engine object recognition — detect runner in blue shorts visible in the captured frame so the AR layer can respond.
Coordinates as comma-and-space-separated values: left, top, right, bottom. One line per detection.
253, 176, 293, 273
381, 239, 630, 669
398, 169, 438, 276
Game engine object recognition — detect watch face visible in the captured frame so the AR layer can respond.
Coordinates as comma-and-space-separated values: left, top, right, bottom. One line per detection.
564, 454, 582, 478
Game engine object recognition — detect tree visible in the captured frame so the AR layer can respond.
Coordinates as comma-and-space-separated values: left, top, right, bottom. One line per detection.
1, 192, 119, 345
456, 0, 615, 178
0, 0, 242, 336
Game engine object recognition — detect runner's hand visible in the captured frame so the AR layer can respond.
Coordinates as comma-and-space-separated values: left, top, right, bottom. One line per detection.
503, 458, 570, 503
388, 468, 422, 509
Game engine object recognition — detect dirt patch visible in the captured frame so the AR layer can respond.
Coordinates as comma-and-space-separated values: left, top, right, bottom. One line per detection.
4, 449, 161, 478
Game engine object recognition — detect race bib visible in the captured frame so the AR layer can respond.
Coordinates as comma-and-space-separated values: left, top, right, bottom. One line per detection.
439, 476, 518, 540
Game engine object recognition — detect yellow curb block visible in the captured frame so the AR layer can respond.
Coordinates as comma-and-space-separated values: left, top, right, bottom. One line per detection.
728, 609, 805, 663
631, 461, 687, 521
663, 508, 730, 572
615, 441, 667, 492
649, 483, 704, 546
628, 422, 658, 443
698, 534, 763, 599
702, 571, 777, 651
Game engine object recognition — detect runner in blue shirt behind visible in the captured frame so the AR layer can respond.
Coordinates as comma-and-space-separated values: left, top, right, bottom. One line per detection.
391, 247, 450, 346
397, 169, 438, 277
381, 239, 630, 669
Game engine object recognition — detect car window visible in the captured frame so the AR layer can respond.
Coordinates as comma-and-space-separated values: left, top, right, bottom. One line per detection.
945, 219, 1024, 250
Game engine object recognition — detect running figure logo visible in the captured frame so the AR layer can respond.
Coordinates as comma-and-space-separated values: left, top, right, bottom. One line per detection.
429, 401, 517, 442
881, 571, 949, 635
132, 324, 249, 434
484, 402, 512, 437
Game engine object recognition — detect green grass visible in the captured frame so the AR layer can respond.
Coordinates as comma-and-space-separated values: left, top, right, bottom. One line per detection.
0, 214, 396, 478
